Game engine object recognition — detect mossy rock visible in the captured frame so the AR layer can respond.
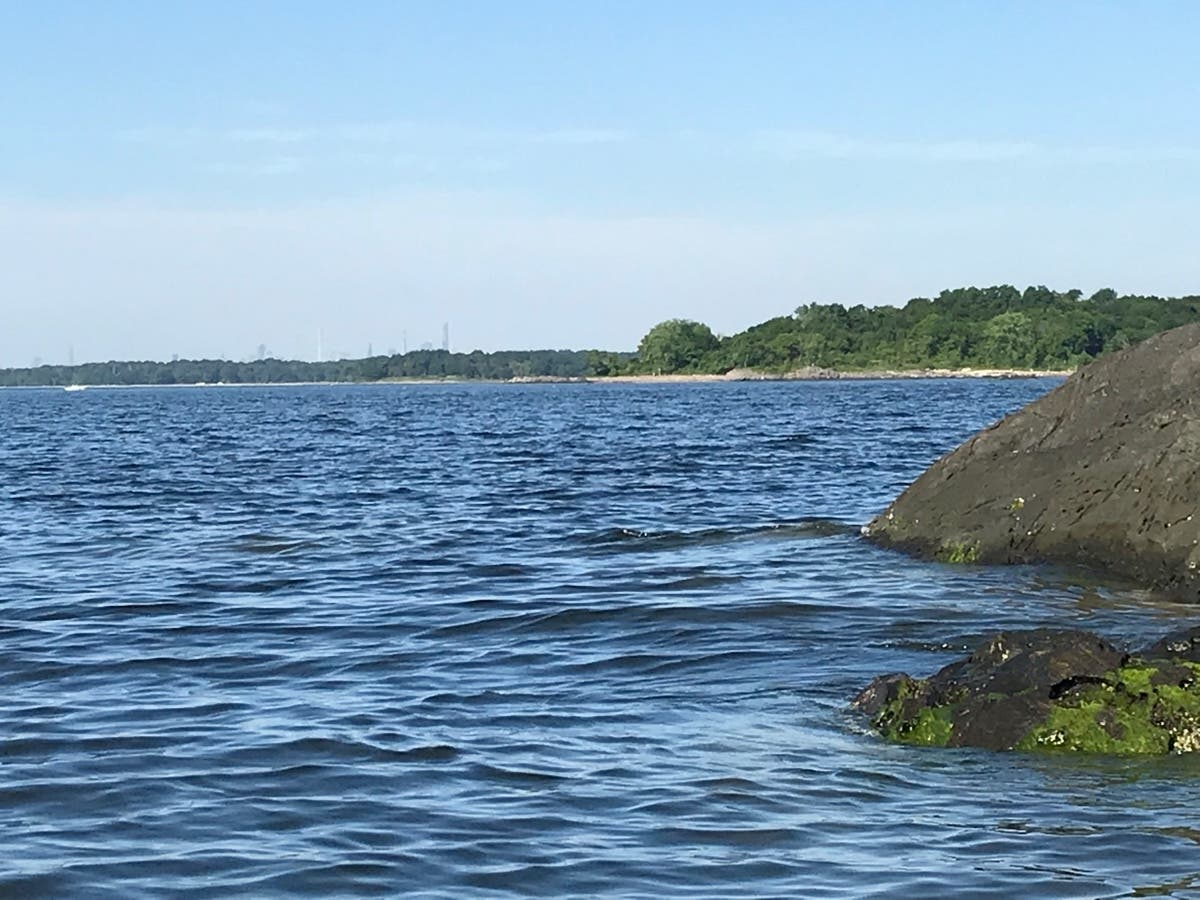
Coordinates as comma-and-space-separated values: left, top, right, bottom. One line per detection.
935, 540, 981, 564
854, 628, 1200, 755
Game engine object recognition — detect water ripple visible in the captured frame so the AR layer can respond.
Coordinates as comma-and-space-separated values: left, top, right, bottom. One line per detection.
8, 379, 1200, 897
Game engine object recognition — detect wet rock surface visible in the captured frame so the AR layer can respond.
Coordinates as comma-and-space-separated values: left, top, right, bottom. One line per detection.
855, 628, 1200, 754
863, 322, 1200, 599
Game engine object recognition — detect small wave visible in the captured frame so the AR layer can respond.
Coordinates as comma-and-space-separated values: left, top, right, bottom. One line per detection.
420, 611, 532, 639
394, 744, 460, 763
884, 636, 978, 654
230, 532, 316, 555
765, 431, 818, 448
573, 519, 858, 553
181, 577, 306, 596
652, 825, 802, 847
387, 554, 467, 570
658, 573, 742, 590
0, 734, 170, 757
638, 648, 783, 676
220, 737, 459, 766
0, 874, 68, 896
417, 689, 548, 709
249, 861, 412, 893
564, 652, 675, 675
462, 860, 608, 893
470, 763, 570, 785
465, 563, 536, 578
457, 599, 833, 640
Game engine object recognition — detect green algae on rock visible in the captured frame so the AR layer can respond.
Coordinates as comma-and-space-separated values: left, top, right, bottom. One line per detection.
934, 540, 982, 564
854, 627, 1200, 755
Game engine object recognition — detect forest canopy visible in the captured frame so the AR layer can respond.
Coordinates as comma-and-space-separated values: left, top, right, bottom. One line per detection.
2, 285, 1197, 386
626, 285, 1200, 375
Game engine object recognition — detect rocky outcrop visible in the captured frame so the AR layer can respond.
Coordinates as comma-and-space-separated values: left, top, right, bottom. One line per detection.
863, 322, 1200, 599
855, 627, 1200, 754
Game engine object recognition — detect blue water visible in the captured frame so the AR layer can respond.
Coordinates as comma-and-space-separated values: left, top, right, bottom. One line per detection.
5, 379, 1200, 898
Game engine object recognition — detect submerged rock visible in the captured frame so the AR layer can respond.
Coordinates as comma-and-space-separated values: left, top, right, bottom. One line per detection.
862, 322, 1200, 599
855, 628, 1200, 754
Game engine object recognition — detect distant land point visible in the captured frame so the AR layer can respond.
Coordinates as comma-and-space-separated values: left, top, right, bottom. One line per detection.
3, 284, 1196, 388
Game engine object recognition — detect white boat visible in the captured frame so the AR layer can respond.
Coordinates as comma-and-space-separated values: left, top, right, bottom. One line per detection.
63, 384, 88, 392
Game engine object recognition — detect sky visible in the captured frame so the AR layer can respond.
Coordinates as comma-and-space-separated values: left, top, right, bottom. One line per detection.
2, 1, 1199, 365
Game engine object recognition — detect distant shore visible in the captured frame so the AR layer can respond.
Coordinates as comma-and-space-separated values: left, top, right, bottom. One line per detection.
4, 366, 1072, 390
515, 366, 1072, 384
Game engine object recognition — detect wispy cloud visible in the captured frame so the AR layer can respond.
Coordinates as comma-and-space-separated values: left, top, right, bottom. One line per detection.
526, 128, 630, 146
117, 120, 632, 148
1064, 144, 1200, 164
327, 121, 422, 144
113, 122, 1200, 167
205, 156, 305, 176
226, 127, 315, 144
115, 120, 631, 178
756, 131, 1040, 163
325, 122, 633, 147
116, 125, 207, 146
753, 130, 1200, 165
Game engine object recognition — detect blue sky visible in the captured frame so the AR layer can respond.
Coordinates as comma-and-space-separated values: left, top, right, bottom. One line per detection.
2, 2, 1198, 365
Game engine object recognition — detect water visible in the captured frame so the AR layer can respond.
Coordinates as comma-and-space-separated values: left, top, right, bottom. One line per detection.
4, 379, 1200, 898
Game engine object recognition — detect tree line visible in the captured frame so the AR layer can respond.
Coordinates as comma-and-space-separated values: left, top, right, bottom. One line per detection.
630, 285, 1200, 374
0, 349, 624, 387
2, 285, 1197, 386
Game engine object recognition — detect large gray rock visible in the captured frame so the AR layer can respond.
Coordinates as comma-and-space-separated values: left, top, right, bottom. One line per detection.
863, 322, 1200, 599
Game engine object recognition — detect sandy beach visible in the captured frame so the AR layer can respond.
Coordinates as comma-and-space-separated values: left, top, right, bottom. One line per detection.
588, 366, 1072, 384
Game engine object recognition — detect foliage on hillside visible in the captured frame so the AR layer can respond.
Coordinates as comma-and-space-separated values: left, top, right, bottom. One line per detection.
0, 349, 615, 387
629, 285, 1200, 374
2, 285, 1198, 386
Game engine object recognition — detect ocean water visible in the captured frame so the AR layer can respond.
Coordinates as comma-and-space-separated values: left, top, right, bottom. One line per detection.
4, 379, 1200, 898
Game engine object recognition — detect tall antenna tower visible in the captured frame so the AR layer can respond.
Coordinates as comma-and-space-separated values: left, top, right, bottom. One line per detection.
442, 322, 449, 352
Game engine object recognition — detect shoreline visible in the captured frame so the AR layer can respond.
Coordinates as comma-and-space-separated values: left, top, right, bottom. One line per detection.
594, 366, 1071, 384
1, 367, 1072, 390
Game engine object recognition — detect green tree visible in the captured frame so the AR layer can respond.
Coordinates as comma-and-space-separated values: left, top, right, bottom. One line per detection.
635, 319, 719, 373
981, 311, 1036, 367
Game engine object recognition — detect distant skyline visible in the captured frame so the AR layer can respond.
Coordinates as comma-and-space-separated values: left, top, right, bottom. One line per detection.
3, 2, 1199, 366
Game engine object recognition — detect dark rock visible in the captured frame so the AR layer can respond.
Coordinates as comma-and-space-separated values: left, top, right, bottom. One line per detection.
948, 693, 1050, 751
851, 673, 915, 718
856, 627, 1200, 754
925, 629, 1125, 700
862, 322, 1200, 599
1142, 626, 1200, 663
1149, 663, 1196, 689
